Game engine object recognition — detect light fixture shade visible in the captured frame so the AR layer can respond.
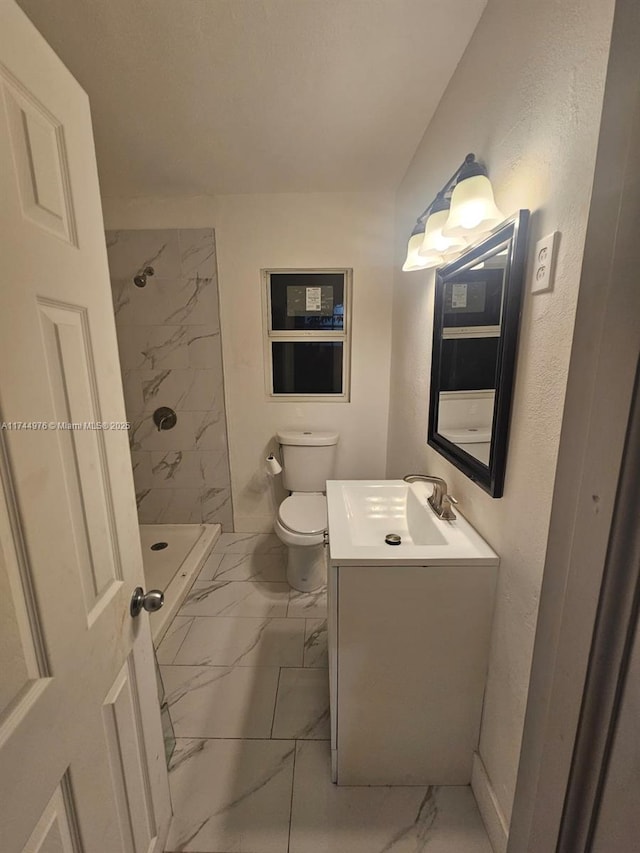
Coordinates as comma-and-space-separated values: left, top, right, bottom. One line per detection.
418, 209, 467, 258
418, 251, 445, 269
442, 174, 505, 237
402, 230, 430, 271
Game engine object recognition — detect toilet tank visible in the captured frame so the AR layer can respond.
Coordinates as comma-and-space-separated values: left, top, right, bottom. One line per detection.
277, 430, 339, 492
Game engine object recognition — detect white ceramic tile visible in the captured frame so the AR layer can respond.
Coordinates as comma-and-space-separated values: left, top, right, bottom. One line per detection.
121, 369, 144, 413
111, 278, 131, 322
188, 326, 222, 368
211, 552, 287, 583
179, 581, 290, 618
303, 619, 328, 668
166, 738, 295, 853
160, 702, 176, 763
198, 450, 230, 488
136, 487, 171, 523
220, 509, 235, 532
214, 533, 285, 555
136, 487, 201, 524
129, 411, 196, 452
162, 277, 219, 327
156, 617, 194, 665
160, 488, 202, 524
201, 486, 233, 526
288, 587, 327, 619
117, 324, 222, 371
147, 448, 230, 492
116, 324, 191, 370
206, 497, 234, 532
272, 668, 330, 740
106, 229, 180, 280
173, 616, 304, 667
161, 665, 279, 738
197, 550, 225, 581
157, 488, 202, 523
289, 741, 492, 853
179, 228, 216, 278
110, 277, 131, 323
149, 450, 202, 488
130, 451, 153, 490
193, 406, 229, 451
138, 368, 223, 412
110, 276, 218, 327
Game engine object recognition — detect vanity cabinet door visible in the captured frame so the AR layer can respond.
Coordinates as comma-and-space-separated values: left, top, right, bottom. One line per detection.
336, 564, 495, 786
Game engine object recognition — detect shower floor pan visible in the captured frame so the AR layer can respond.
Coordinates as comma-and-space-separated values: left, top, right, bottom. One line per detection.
139, 523, 219, 645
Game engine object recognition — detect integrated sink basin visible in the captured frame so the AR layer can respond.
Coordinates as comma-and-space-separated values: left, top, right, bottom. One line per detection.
326, 479, 498, 565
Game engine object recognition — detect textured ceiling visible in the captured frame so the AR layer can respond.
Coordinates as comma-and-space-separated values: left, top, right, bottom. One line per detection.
17, 0, 486, 196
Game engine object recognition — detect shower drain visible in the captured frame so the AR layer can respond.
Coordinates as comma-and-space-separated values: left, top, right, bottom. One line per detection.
150, 542, 168, 551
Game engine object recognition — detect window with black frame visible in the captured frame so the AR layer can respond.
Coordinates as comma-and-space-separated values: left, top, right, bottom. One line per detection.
264, 269, 350, 398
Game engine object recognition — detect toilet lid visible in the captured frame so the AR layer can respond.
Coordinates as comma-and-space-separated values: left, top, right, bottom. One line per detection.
279, 494, 327, 534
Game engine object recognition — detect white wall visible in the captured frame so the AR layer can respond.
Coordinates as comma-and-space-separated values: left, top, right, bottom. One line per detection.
103, 192, 395, 531
387, 0, 614, 843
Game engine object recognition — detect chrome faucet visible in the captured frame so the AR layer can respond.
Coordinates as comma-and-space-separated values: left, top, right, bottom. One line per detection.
403, 474, 458, 520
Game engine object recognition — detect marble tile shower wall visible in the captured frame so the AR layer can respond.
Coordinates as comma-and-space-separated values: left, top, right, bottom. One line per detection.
106, 229, 233, 531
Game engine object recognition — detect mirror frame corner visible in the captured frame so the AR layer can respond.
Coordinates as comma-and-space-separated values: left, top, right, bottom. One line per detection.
427, 209, 530, 497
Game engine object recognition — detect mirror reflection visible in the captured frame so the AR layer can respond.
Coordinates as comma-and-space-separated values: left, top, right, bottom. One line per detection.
437, 252, 508, 464
428, 211, 529, 497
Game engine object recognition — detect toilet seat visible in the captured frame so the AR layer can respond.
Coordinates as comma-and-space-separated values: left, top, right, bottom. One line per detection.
278, 493, 327, 535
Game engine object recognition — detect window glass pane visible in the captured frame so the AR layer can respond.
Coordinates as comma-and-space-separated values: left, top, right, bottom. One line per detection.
272, 342, 343, 394
443, 269, 505, 328
270, 272, 345, 331
440, 337, 499, 391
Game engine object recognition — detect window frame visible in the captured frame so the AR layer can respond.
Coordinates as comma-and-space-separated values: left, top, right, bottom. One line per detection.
261, 268, 352, 402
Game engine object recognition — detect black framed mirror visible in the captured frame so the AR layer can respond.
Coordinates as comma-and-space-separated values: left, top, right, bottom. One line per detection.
428, 210, 529, 497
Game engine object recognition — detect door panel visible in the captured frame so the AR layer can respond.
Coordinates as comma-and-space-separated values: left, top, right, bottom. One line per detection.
0, 3, 170, 850
0, 442, 48, 721
23, 779, 82, 853
38, 300, 122, 613
103, 657, 158, 853
2, 72, 77, 244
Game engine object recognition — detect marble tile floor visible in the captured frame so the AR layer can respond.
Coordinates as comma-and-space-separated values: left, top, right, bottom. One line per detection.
160, 533, 492, 853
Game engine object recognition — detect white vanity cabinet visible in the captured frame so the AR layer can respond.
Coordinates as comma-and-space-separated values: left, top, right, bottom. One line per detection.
328, 560, 497, 786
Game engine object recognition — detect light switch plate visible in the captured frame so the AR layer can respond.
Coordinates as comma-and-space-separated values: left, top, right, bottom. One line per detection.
532, 231, 559, 293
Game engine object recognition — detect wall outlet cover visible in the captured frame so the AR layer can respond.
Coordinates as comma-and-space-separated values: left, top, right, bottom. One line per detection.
532, 231, 559, 293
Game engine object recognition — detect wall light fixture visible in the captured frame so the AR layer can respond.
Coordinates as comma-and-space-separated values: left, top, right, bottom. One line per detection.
402, 153, 504, 272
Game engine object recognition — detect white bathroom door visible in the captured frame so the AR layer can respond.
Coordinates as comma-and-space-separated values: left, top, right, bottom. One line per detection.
0, 3, 171, 851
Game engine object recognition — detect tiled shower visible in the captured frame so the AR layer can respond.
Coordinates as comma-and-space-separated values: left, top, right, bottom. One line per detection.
106, 228, 233, 530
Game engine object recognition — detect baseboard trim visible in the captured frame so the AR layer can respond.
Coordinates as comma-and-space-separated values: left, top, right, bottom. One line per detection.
471, 751, 509, 853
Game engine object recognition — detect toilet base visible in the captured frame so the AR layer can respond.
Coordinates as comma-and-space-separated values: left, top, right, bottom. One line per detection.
286, 542, 327, 592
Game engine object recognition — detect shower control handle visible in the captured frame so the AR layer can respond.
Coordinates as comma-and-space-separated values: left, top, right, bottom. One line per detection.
153, 406, 177, 432
130, 586, 165, 618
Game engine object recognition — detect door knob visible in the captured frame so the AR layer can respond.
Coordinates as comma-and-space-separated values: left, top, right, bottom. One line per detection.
130, 586, 165, 618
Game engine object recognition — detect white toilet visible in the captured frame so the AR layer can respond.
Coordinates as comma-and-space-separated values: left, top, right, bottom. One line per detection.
273, 429, 339, 592
439, 426, 492, 465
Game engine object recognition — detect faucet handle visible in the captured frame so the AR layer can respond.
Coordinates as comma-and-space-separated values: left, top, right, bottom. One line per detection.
441, 493, 458, 520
